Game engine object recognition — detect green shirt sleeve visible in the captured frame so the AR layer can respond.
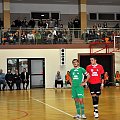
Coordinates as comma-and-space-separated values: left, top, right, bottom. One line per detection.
81, 67, 86, 74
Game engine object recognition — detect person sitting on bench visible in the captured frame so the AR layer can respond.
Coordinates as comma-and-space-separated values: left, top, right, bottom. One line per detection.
65, 71, 71, 87
55, 71, 63, 88
104, 72, 109, 87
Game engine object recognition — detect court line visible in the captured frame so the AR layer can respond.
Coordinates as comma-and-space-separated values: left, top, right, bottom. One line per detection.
10, 109, 29, 120
31, 97, 74, 118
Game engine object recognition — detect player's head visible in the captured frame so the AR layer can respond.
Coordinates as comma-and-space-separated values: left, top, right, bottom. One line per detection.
72, 59, 79, 68
90, 57, 97, 65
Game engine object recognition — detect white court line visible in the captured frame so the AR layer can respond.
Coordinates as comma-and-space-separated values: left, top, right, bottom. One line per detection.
31, 97, 74, 118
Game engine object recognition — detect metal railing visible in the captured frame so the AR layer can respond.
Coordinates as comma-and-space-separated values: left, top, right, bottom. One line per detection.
0, 27, 120, 45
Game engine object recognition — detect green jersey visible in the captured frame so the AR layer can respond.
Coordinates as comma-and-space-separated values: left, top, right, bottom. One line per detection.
70, 67, 86, 87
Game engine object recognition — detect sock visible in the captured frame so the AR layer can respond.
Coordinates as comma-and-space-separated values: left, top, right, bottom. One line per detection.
80, 104, 85, 115
92, 96, 99, 113
95, 96, 99, 104
75, 102, 80, 115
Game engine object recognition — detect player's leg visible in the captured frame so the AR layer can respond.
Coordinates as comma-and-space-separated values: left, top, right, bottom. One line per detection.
89, 83, 101, 118
72, 87, 81, 119
76, 87, 86, 119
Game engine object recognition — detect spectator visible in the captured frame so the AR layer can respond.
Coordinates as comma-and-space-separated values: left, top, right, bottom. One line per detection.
0, 18, 3, 28
27, 32, 35, 44
0, 69, 6, 91
55, 71, 63, 88
21, 31, 27, 44
11, 21, 16, 31
114, 71, 120, 84
49, 18, 54, 28
104, 72, 109, 87
14, 69, 21, 90
21, 18, 28, 28
38, 19, 43, 28
14, 17, 21, 28
21, 68, 29, 90
5, 69, 14, 90
68, 19, 73, 35
103, 22, 108, 28
34, 31, 42, 44
65, 71, 71, 87
73, 17, 80, 38
28, 18, 35, 28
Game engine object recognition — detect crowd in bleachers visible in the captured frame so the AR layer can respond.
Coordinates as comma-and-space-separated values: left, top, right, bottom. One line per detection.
83, 22, 120, 43
0, 16, 120, 44
1, 28, 73, 44
0, 17, 81, 44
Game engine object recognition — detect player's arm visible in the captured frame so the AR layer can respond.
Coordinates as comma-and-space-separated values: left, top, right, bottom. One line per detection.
69, 70, 72, 85
69, 77, 72, 85
101, 73, 104, 88
81, 72, 90, 86
100, 65, 105, 88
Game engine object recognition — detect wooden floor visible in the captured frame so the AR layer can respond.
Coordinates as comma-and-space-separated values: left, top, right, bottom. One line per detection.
0, 87, 120, 120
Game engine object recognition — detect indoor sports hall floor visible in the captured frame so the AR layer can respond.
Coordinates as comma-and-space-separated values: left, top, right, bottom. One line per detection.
0, 87, 120, 120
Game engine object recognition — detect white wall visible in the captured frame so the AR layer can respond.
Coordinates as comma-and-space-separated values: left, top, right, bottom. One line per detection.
0, 3, 120, 14
10, 3, 78, 14
0, 3, 2, 13
0, 49, 120, 88
87, 5, 120, 13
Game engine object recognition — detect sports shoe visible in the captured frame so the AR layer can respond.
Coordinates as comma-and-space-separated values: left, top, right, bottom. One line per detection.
73, 114, 81, 119
81, 114, 87, 119
94, 112, 99, 118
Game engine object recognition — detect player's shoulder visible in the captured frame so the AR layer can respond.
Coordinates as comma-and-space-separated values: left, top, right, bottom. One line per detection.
97, 64, 103, 67
86, 64, 91, 68
70, 68, 75, 72
79, 67, 85, 70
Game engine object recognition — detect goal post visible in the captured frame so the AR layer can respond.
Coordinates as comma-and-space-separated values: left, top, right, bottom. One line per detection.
113, 36, 120, 52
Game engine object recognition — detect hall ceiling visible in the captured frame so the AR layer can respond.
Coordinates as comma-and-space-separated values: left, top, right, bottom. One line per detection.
5, 0, 120, 5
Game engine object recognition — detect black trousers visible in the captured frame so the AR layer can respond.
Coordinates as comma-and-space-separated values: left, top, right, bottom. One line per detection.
22, 80, 29, 90
16, 81, 21, 90
55, 80, 63, 88
7, 81, 14, 90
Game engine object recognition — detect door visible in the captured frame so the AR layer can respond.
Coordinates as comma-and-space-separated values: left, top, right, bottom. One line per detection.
30, 59, 45, 88
79, 54, 114, 82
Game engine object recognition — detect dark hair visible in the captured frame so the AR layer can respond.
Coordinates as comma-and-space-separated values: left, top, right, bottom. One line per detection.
72, 59, 79, 63
90, 56, 97, 60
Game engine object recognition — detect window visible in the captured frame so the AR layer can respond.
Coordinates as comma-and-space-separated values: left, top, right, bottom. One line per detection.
89, 13, 97, 20
98, 13, 115, 20
7, 58, 28, 74
31, 12, 49, 20
51, 13, 60, 20
7, 59, 17, 74
116, 14, 120, 20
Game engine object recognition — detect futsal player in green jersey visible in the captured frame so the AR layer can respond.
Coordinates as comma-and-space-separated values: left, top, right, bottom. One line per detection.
70, 59, 90, 119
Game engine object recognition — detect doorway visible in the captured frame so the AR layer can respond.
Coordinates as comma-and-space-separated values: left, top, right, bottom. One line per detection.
79, 53, 115, 82
30, 59, 45, 88
7, 58, 45, 88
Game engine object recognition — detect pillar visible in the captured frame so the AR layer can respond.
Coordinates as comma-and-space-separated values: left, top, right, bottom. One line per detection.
3, 0, 10, 29
80, 0, 87, 33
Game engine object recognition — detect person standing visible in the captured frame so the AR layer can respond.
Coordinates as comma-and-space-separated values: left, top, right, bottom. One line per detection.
21, 68, 29, 90
14, 69, 21, 90
82, 57, 104, 118
0, 69, 6, 91
70, 59, 90, 119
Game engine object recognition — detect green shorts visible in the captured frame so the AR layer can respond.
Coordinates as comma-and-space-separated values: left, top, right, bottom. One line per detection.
72, 86, 84, 98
